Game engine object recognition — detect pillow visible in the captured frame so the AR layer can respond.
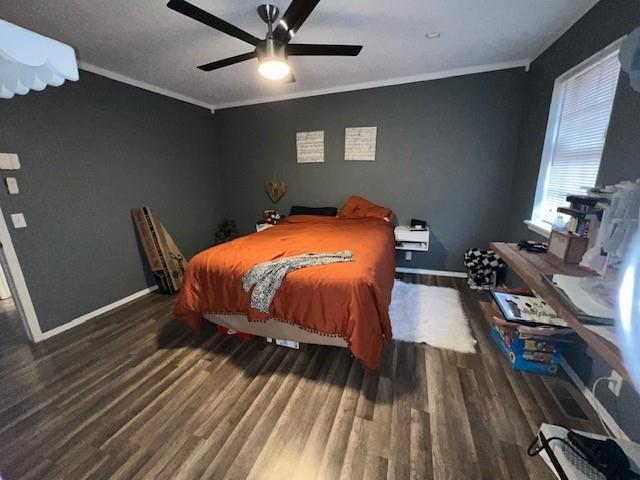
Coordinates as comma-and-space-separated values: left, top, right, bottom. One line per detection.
289, 205, 338, 217
338, 196, 394, 222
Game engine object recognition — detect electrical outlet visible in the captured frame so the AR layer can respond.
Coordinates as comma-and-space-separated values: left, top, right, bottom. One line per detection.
608, 370, 623, 397
10, 213, 26, 229
405, 250, 412, 261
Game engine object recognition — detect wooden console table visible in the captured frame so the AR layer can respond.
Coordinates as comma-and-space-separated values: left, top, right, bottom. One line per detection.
490, 242, 629, 382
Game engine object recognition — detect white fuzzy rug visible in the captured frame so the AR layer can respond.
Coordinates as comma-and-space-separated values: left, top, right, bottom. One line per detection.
389, 280, 476, 353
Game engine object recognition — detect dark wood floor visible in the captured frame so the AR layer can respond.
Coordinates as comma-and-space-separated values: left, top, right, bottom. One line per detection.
0, 274, 603, 479
0, 296, 28, 346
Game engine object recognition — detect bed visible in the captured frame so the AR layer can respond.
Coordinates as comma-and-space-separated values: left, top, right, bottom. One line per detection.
174, 208, 395, 372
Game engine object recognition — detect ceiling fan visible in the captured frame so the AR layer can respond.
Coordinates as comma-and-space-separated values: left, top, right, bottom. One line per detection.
166, 0, 362, 82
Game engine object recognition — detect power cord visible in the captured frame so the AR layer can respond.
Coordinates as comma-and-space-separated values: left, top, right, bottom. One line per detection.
592, 376, 618, 438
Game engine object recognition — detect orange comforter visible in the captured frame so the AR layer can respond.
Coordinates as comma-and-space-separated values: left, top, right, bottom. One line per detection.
174, 215, 395, 371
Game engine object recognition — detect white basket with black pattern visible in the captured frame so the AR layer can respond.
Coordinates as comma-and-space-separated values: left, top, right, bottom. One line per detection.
464, 248, 506, 290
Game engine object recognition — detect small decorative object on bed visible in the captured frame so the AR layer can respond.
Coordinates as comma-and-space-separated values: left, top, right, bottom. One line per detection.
265, 172, 287, 203
262, 209, 281, 224
214, 219, 239, 245
344, 126, 377, 161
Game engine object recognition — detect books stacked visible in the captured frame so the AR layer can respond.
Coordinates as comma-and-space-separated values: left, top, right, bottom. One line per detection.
557, 194, 607, 238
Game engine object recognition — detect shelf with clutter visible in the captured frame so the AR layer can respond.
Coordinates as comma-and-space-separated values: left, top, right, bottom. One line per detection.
492, 179, 640, 383
548, 193, 609, 264
394, 219, 429, 252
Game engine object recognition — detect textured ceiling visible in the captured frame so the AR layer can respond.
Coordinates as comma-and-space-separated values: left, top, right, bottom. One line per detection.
0, 0, 598, 108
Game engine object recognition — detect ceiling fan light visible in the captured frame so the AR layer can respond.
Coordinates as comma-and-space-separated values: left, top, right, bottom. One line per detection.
258, 58, 290, 80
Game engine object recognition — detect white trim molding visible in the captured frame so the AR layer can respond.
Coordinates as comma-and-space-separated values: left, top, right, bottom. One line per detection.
524, 219, 551, 238
40, 285, 159, 340
0, 207, 43, 341
214, 59, 528, 110
395, 267, 467, 278
77, 59, 528, 112
560, 357, 629, 441
78, 61, 212, 110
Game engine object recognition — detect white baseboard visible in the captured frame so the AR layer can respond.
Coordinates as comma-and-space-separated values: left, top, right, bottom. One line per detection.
560, 357, 629, 441
395, 267, 467, 278
40, 285, 159, 340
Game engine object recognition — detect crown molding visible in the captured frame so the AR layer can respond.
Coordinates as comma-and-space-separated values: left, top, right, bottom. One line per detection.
527, 1, 599, 65
78, 61, 213, 111
77, 58, 528, 112
212, 59, 529, 110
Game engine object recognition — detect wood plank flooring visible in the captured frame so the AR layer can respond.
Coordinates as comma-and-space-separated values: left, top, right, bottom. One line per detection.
0, 274, 604, 479
0, 296, 27, 345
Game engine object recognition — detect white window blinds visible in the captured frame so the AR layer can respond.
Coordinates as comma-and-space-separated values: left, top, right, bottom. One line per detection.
537, 50, 620, 224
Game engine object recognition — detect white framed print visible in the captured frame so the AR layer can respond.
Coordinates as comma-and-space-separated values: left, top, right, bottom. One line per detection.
296, 130, 324, 163
345, 126, 377, 161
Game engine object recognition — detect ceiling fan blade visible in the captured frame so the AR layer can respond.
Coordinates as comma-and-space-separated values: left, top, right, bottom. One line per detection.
167, 0, 261, 46
272, 0, 320, 43
197, 52, 257, 72
286, 44, 363, 56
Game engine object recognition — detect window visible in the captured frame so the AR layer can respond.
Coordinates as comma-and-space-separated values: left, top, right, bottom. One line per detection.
528, 41, 621, 235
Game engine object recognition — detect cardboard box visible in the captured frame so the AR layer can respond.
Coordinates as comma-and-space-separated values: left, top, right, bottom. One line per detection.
548, 230, 588, 264
131, 207, 187, 294
490, 325, 562, 375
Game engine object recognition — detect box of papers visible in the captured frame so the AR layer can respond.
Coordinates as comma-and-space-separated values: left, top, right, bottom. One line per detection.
490, 324, 562, 375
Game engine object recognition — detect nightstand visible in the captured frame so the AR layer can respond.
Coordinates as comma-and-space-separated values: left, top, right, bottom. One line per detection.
394, 226, 429, 251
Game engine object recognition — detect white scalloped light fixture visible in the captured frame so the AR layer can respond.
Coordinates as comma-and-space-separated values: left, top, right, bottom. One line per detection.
0, 19, 79, 99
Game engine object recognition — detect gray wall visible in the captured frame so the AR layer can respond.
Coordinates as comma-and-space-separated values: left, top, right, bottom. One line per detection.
0, 71, 224, 332
505, 0, 640, 441
600, 68, 640, 185
215, 68, 526, 271
507, 0, 640, 241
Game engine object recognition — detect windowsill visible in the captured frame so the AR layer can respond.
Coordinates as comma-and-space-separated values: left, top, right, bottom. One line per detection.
523, 219, 551, 238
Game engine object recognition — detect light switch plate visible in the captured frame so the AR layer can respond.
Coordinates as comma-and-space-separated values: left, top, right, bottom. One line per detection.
0, 153, 20, 170
5, 177, 19, 194
10, 213, 27, 229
